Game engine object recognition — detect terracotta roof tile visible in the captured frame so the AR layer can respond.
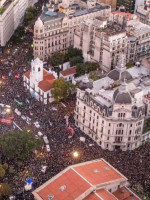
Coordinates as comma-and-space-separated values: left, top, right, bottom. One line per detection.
38, 80, 54, 92
112, 11, 132, 19
85, 189, 117, 200
73, 160, 125, 185
37, 169, 91, 200
60, 67, 76, 77
113, 187, 141, 200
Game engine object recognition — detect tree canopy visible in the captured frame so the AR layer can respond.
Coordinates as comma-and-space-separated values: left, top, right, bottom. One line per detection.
52, 77, 74, 102
76, 62, 99, 76
0, 183, 12, 198
69, 56, 83, 67
11, 26, 25, 44
0, 130, 42, 160
49, 52, 65, 67
65, 46, 83, 60
24, 6, 38, 26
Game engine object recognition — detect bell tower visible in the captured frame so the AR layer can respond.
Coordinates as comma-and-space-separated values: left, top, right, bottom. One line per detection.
30, 58, 43, 85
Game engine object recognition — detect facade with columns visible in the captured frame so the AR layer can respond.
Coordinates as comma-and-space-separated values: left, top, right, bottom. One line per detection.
33, 3, 111, 60
74, 54, 150, 151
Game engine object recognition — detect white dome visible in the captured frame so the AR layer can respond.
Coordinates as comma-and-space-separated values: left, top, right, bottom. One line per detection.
35, 17, 43, 27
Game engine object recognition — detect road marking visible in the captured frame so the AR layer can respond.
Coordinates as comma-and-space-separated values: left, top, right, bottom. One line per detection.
13, 121, 23, 131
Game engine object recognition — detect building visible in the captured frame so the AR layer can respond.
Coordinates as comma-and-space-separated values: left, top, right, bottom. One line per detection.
74, 17, 128, 72
74, 53, 150, 151
116, 0, 135, 13
23, 58, 76, 104
136, 1, 150, 25
134, 0, 145, 13
98, 0, 117, 9
23, 58, 57, 104
0, 0, 37, 48
33, 4, 111, 60
32, 158, 141, 200
126, 20, 150, 60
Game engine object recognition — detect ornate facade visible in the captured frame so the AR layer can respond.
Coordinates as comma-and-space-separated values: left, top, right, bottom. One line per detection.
74, 54, 150, 151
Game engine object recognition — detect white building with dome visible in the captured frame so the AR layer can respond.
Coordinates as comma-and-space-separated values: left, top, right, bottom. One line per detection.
74, 54, 150, 151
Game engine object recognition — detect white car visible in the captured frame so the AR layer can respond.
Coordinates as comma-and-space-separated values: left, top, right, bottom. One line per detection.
41, 165, 47, 173
34, 121, 40, 128
43, 136, 49, 144
21, 115, 26, 120
46, 145, 50, 152
14, 109, 21, 116
38, 131, 43, 137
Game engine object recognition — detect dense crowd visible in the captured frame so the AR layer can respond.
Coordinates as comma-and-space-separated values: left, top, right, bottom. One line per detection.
0, 1, 149, 200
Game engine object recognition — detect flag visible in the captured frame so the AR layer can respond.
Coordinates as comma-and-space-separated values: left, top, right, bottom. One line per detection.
68, 126, 74, 136
49, 121, 53, 126
15, 75, 19, 79
2, 75, 6, 79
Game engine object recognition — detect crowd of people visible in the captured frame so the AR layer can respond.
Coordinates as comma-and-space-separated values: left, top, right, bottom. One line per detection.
0, 1, 149, 199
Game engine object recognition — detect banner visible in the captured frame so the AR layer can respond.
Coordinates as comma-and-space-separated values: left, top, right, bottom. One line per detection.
14, 98, 24, 106
0, 118, 12, 124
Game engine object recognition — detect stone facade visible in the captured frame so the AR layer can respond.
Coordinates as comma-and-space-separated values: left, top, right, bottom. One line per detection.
33, 4, 111, 60
0, 0, 37, 47
74, 54, 150, 151
74, 17, 128, 72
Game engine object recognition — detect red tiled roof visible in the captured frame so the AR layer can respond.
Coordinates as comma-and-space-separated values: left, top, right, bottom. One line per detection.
38, 80, 55, 92
24, 70, 31, 79
113, 187, 141, 200
85, 189, 117, 200
33, 159, 127, 200
37, 169, 91, 200
73, 160, 124, 186
60, 67, 76, 77
112, 11, 132, 19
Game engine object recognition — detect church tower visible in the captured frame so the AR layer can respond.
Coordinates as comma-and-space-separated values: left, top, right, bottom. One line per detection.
30, 58, 43, 85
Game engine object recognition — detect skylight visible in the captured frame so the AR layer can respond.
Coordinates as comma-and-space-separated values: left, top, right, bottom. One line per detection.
60, 185, 66, 191
48, 194, 54, 199
93, 169, 100, 173
104, 167, 110, 171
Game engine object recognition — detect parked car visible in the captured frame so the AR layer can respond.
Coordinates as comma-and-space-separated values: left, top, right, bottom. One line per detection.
21, 115, 26, 120
14, 109, 21, 116
38, 131, 43, 137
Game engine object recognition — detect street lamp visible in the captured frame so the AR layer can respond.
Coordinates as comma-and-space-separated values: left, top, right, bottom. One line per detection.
6, 108, 11, 114
73, 151, 79, 158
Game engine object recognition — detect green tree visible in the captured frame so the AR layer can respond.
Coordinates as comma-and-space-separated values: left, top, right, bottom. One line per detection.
65, 46, 83, 61
0, 183, 12, 197
69, 56, 83, 67
49, 52, 65, 67
126, 61, 134, 69
11, 26, 25, 44
2, 163, 8, 170
89, 70, 101, 81
76, 62, 99, 76
24, 6, 38, 26
0, 7, 5, 15
0, 165, 5, 178
0, 130, 42, 160
52, 77, 74, 102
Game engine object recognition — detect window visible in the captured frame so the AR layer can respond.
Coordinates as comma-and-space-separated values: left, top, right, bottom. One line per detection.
38, 68, 40, 72
107, 136, 109, 140
109, 123, 111, 126
108, 130, 110, 134
84, 106, 86, 110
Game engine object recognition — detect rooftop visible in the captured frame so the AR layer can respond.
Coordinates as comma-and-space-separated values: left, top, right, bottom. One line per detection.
33, 159, 127, 200
60, 67, 76, 76
112, 11, 132, 19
